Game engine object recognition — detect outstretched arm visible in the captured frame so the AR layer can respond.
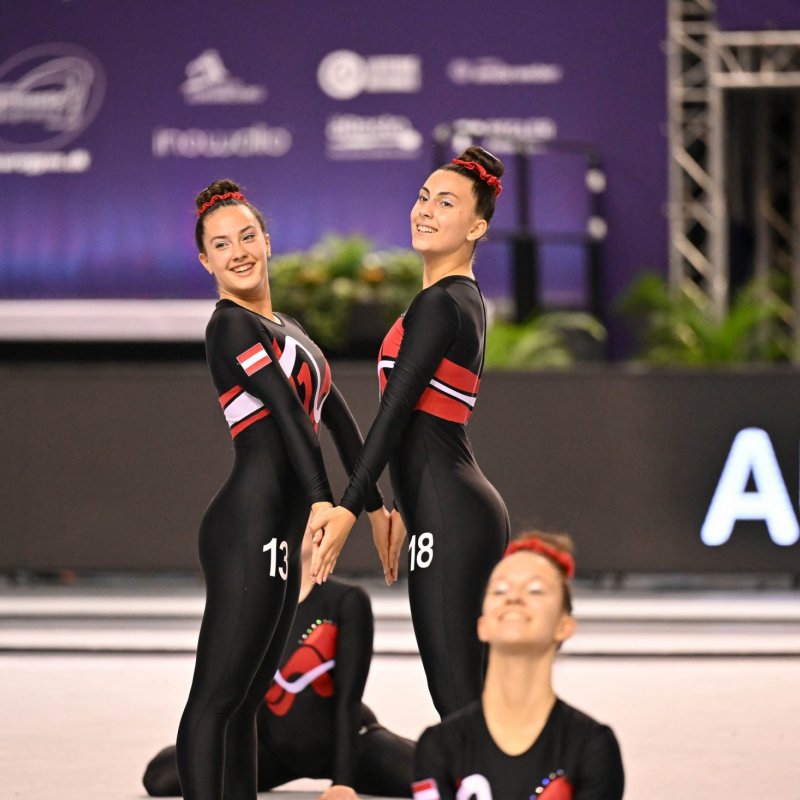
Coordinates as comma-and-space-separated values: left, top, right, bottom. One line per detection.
310, 288, 460, 580
338, 286, 460, 518
312, 381, 393, 583
321, 383, 384, 512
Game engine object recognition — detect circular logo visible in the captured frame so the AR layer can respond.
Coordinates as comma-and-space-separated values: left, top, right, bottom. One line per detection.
397, 128, 423, 152
0, 43, 106, 151
317, 50, 368, 100
447, 59, 471, 85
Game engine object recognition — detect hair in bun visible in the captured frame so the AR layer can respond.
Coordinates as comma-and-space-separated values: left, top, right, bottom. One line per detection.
194, 179, 267, 252
444, 145, 505, 223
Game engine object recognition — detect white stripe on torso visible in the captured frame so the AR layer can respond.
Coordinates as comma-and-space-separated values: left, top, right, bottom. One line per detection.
428, 378, 476, 407
224, 390, 264, 426
379, 360, 475, 408
271, 659, 336, 694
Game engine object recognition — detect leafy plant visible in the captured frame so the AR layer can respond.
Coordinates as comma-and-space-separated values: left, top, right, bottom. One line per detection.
268, 235, 420, 351
619, 272, 795, 365
485, 312, 607, 369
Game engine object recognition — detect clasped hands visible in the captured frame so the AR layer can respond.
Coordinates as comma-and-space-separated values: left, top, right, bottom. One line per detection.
307, 503, 407, 586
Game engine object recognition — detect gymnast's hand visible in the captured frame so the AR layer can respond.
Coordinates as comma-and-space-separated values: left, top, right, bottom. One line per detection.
308, 505, 357, 584
309, 501, 333, 521
386, 509, 407, 586
318, 784, 358, 800
368, 506, 393, 585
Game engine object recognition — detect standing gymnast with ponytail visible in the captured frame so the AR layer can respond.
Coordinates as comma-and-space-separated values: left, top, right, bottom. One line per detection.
176, 180, 388, 800
309, 147, 511, 717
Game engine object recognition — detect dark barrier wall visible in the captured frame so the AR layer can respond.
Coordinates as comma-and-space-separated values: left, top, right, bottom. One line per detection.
2, 362, 798, 575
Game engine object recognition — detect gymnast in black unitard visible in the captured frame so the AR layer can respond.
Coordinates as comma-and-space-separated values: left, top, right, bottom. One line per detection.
412, 533, 624, 800
176, 180, 389, 800
309, 147, 511, 717
144, 532, 413, 798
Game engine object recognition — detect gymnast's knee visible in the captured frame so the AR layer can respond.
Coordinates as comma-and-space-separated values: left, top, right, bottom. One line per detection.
142, 746, 181, 797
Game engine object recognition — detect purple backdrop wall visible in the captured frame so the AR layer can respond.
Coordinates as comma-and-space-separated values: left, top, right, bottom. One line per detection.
717, 0, 800, 30
1, 0, 668, 312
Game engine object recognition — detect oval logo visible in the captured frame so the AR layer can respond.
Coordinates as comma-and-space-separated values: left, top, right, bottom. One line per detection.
0, 43, 106, 151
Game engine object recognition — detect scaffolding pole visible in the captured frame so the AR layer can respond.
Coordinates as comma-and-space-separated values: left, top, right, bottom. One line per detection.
669, 0, 800, 348
667, 0, 719, 312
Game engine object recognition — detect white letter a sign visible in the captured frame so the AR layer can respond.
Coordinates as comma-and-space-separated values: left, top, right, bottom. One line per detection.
701, 428, 799, 546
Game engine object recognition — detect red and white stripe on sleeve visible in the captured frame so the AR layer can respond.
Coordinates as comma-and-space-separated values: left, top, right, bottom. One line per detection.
412, 779, 441, 800
236, 343, 271, 376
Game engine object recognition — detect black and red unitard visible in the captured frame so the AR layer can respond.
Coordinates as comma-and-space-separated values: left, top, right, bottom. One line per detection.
146, 579, 412, 797
176, 300, 381, 800
412, 699, 625, 800
339, 276, 510, 716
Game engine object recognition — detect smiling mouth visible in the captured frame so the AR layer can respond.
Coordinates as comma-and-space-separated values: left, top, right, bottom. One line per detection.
498, 611, 529, 622
231, 263, 254, 274
415, 225, 436, 233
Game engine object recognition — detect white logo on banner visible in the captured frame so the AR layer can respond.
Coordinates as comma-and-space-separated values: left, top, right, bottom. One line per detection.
181, 49, 267, 105
449, 117, 558, 154
326, 114, 422, 160
0, 149, 91, 175
701, 428, 800, 547
318, 50, 421, 100
448, 58, 563, 86
152, 124, 292, 158
0, 43, 104, 173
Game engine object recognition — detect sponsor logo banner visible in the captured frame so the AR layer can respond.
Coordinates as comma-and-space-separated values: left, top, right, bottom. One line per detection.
325, 114, 422, 160
181, 49, 267, 105
152, 123, 292, 158
448, 57, 563, 86
450, 117, 558, 153
318, 50, 421, 100
0, 148, 90, 175
0, 43, 105, 151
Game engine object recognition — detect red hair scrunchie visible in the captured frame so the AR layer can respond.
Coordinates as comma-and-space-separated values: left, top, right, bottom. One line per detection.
504, 537, 575, 578
197, 191, 246, 217
451, 158, 503, 197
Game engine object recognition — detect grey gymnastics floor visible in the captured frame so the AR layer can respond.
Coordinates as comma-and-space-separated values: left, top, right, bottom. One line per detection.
2, 578, 799, 800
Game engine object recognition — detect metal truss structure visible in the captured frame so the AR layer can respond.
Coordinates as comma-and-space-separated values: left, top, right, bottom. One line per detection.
669, 0, 800, 350
667, 0, 720, 313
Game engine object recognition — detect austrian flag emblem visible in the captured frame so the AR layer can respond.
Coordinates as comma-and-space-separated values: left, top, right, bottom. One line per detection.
411, 779, 440, 800
237, 343, 271, 376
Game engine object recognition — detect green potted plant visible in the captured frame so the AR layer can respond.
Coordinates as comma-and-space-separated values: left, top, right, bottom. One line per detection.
485, 312, 607, 369
618, 271, 796, 365
268, 235, 420, 356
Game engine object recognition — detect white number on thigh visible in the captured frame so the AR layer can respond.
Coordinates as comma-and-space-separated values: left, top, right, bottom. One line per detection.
263, 538, 288, 580
409, 531, 434, 571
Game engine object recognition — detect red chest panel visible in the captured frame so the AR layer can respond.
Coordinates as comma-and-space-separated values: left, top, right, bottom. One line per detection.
264, 621, 338, 717
377, 317, 480, 424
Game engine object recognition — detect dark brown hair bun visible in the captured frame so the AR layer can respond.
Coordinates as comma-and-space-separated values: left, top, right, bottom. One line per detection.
444, 145, 505, 223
